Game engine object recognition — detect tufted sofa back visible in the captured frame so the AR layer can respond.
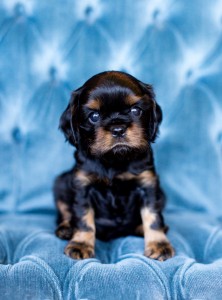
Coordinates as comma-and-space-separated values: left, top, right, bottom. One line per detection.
0, 0, 222, 217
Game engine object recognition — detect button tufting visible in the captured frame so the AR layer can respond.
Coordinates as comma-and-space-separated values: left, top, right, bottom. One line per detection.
186, 69, 193, 79
85, 6, 94, 17
153, 9, 160, 21
84, 5, 95, 24
14, 3, 25, 17
0, 1, 222, 299
11, 127, 23, 143
49, 66, 57, 81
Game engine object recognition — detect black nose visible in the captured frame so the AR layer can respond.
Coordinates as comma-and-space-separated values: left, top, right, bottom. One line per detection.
111, 125, 126, 138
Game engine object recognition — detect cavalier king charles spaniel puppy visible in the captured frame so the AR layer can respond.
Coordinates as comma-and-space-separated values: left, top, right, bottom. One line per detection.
54, 71, 174, 261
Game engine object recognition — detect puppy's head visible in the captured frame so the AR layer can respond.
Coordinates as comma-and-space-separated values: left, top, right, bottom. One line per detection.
60, 71, 162, 158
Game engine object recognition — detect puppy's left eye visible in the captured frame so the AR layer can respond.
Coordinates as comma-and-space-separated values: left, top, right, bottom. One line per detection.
89, 111, 100, 124
130, 106, 142, 117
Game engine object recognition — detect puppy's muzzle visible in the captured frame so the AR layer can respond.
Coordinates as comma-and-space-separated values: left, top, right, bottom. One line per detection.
110, 125, 127, 138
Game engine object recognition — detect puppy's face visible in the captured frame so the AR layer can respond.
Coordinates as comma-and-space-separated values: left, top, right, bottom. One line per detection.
60, 71, 162, 158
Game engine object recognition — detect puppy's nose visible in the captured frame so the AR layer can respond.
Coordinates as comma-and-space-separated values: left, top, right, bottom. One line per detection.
111, 125, 126, 138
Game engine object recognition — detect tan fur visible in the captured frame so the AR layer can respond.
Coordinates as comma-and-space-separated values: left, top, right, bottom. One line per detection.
116, 172, 136, 180
126, 123, 147, 149
71, 230, 94, 247
57, 200, 72, 221
91, 123, 147, 156
126, 95, 141, 106
144, 241, 174, 261
70, 208, 95, 246
85, 98, 101, 110
75, 169, 110, 186
141, 207, 167, 245
82, 208, 96, 232
64, 242, 94, 259
138, 171, 157, 187
91, 127, 113, 155
116, 170, 156, 187
75, 170, 94, 187
65, 208, 96, 259
141, 207, 174, 260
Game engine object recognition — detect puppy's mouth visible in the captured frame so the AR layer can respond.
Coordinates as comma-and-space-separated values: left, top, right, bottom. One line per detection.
109, 141, 132, 154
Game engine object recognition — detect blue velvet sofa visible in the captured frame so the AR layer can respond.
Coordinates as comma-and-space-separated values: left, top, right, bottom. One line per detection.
0, 1, 222, 299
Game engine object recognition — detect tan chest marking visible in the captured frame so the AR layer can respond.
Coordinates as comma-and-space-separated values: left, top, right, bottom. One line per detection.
116, 170, 157, 186
75, 169, 110, 186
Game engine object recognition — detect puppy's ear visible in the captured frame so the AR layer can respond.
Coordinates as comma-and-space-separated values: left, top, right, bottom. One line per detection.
149, 102, 162, 142
59, 90, 80, 146
139, 81, 163, 142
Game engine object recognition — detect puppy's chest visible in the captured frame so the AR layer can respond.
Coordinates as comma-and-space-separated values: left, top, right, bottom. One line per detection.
90, 177, 139, 209
86, 170, 155, 212
88, 177, 142, 229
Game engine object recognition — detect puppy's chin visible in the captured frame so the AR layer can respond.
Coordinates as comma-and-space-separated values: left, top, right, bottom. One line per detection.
110, 143, 132, 156
100, 142, 149, 160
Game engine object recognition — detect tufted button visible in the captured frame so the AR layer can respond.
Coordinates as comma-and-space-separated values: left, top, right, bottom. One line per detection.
14, 3, 25, 17
186, 69, 193, 79
49, 66, 57, 81
11, 127, 23, 143
152, 9, 160, 21
85, 6, 94, 18
184, 68, 197, 85
84, 5, 96, 24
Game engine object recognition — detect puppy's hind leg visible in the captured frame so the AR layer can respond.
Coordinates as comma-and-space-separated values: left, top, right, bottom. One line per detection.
53, 170, 75, 240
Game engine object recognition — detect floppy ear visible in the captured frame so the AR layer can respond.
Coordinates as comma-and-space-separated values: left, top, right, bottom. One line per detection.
59, 90, 80, 146
139, 81, 163, 142
149, 102, 162, 142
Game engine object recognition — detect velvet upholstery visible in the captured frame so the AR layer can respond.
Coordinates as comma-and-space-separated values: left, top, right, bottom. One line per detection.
0, 1, 222, 299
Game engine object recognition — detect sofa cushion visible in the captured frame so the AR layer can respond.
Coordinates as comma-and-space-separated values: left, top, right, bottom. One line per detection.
0, 212, 222, 299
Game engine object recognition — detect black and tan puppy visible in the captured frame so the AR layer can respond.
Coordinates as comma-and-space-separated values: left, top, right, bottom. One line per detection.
54, 71, 174, 261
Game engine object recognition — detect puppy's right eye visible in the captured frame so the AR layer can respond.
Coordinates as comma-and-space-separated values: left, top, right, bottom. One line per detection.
89, 111, 100, 124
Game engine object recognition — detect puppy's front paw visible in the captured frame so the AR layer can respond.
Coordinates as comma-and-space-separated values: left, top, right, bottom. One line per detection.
64, 241, 95, 259
55, 222, 73, 240
144, 241, 174, 261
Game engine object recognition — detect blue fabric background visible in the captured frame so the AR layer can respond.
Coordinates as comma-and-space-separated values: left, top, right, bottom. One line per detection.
0, 0, 222, 299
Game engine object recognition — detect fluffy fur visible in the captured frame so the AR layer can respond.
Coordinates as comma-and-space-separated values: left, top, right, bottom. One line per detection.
54, 71, 174, 261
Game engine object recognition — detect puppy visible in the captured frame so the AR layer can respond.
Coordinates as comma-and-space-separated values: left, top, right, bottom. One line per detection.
54, 71, 174, 261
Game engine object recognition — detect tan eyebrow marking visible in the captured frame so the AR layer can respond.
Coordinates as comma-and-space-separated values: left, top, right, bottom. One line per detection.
85, 99, 101, 110
125, 95, 141, 106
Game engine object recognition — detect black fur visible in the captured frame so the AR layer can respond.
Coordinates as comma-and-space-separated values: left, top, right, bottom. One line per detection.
54, 71, 167, 243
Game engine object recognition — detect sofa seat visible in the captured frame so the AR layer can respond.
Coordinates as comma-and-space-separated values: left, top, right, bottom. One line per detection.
0, 212, 221, 300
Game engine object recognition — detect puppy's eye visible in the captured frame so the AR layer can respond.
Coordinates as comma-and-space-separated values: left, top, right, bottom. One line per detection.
89, 111, 100, 124
130, 106, 142, 117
